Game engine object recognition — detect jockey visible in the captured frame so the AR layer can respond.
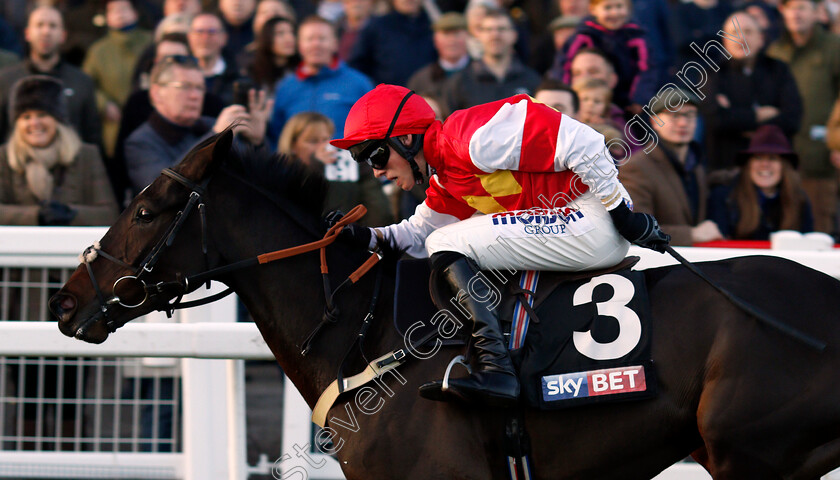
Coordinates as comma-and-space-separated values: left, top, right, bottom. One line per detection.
330, 84, 669, 407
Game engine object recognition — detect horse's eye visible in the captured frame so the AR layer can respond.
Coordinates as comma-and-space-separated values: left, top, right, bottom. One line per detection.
135, 207, 154, 223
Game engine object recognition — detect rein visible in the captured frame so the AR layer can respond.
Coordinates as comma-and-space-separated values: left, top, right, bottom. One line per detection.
81, 167, 381, 336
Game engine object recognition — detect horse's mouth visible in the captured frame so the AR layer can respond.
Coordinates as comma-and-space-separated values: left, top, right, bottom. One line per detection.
52, 294, 111, 344
57, 311, 110, 344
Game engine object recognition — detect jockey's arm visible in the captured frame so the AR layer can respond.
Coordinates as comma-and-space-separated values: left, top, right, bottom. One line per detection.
556, 116, 629, 212
371, 195, 466, 257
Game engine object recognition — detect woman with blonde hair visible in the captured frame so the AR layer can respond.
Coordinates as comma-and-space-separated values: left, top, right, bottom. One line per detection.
708, 124, 813, 240
279, 111, 394, 226
0, 76, 118, 226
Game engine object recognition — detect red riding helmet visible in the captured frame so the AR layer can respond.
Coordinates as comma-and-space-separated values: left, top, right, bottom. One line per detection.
331, 84, 436, 150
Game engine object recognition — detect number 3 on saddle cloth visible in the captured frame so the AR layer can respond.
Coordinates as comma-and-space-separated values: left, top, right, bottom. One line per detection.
394, 257, 657, 410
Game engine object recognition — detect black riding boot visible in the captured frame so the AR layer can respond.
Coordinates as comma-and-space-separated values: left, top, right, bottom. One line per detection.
420, 254, 520, 407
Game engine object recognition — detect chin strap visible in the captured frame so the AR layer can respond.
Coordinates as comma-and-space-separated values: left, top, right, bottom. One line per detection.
388, 134, 426, 185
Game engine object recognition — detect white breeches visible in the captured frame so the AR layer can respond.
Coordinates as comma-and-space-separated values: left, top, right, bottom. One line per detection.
425, 192, 630, 271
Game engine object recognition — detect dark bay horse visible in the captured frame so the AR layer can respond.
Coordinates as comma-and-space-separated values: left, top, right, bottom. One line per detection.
49, 131, 840, 479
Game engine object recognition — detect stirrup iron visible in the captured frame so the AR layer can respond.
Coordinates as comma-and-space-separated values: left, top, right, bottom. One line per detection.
441, 355, 472, 392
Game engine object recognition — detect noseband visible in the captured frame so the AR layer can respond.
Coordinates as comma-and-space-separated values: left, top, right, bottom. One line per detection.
79, 167, 380, 335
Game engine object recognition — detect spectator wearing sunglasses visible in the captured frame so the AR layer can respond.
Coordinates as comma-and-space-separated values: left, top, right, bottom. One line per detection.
328, 84, 669, 407
124, 56, 272, 195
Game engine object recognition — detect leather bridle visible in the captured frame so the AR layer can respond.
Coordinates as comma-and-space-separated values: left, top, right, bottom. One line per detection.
79, 166, 380, 335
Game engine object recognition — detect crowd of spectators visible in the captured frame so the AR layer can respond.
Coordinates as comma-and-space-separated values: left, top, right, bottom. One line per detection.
1, 0, 840, 242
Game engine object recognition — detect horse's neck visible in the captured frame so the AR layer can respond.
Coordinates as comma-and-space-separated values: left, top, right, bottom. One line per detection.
207, 184, 400, 407
226, 242, 396, 408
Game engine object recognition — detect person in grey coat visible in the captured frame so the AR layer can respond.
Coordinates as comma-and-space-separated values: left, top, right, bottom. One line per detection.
0, 75, 118, 226
124, 55, 273, 196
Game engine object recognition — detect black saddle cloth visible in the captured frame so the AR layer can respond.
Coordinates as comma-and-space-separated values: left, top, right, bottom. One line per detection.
394, 257, 656, 410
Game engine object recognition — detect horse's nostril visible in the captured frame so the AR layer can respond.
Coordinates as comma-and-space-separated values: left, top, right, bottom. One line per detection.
60, 295, 76, 311
50, 293, 77, 321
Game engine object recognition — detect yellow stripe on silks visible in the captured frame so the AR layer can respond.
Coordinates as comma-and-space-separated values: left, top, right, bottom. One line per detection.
477, 170, 523, 197
462, 195, 507, 214
460, 170, 523, 214
600, 187, 622, 209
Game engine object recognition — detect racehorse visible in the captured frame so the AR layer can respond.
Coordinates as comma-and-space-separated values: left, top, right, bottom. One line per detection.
49, 130, 840, 479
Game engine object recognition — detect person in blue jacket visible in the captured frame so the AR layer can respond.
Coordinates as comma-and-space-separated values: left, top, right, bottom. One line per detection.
269, 15, 373, 142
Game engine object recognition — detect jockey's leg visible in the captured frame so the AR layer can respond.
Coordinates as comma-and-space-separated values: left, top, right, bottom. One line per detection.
420, 251, 520, 407
417, 192, 629, 406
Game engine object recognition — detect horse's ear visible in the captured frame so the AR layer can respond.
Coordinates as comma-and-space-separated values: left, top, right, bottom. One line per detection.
180, 128, 234, 181
212, 128, 234, 166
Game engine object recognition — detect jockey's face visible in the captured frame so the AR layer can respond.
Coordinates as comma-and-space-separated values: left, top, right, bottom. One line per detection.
370, 135, 425, 191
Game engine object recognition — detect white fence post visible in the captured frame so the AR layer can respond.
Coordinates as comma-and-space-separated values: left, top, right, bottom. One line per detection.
178, 288, 243, 480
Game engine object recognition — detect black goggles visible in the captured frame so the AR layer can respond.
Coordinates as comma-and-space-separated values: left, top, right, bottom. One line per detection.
349, 139, 391, 169
347, 90, 416, 170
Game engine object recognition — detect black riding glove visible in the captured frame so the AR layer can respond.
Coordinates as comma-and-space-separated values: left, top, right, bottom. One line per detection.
608, 202, 670, 253
322, 210, 374, 250
323, 209, 345, 229
38, 201, 77, 226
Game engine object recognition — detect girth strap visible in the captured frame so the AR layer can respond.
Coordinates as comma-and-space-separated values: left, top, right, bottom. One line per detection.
312, 348, 408, 428
310, 327, 444, 428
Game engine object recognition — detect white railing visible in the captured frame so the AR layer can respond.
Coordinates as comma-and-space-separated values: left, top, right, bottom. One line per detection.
1, 228, 839, 479
0, 227, 261, 480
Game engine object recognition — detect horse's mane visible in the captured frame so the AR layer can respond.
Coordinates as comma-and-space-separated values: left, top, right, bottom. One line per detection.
208, 136, 329, 219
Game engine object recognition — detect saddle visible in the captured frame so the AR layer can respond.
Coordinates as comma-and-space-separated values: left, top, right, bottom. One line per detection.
314, 256, 654, 427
